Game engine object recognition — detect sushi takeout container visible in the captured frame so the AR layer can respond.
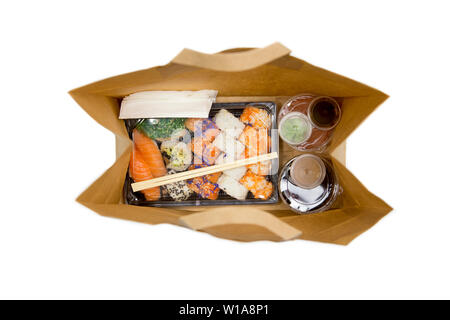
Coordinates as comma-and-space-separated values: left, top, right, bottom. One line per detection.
123, 102, 279, 206
70, 42, 392, 245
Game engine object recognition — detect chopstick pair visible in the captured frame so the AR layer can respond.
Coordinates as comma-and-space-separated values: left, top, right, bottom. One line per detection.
131, 152, 278, 192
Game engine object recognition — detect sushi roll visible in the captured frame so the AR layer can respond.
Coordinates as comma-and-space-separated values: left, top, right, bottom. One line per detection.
239, 126, 270, 156
240, 171, 273, 200
185, 118, 220, 143
169, 128, 191, 144
188, 164, 221, 183
239, 126, 271, 175
212, 131, 245, 161
160, 140, 192, 171
201, 142, 221, 166
191, 136, 206, 158
243, 142, 271, 176
217, 175, 248, 201
188, 177, 220, 200
213, 109, 245, 138
240, 106, 271, 129
247, 161, 271, 176
191, 137, 220, 166
187, 164, 221, 200
215, 153, 247, 181
164, 170, 193, 201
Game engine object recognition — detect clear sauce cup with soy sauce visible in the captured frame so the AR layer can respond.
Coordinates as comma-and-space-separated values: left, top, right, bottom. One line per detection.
278, 94, 342, 152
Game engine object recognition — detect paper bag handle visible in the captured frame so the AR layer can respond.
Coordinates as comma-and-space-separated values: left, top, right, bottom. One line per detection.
179, 207, 302, 241
171, 42, 291, 72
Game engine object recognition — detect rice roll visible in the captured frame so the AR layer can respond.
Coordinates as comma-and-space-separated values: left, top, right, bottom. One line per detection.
191, 137, 220, 166
240, 171, 273, 200
240, 106, 271, 129
247, 161, 271, 176
160, 140, 192, 171
164, 170, 193, 201
213, 109, 245, 138
238, 126, 270, 155
239, 125, 271, 176
185, 118, 220, 143
212, 131, 245, 161
217, 175, 248, 201
215, 153, 247, 181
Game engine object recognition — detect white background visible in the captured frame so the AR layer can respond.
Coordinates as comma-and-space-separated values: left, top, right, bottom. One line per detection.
1, 0, 449, 300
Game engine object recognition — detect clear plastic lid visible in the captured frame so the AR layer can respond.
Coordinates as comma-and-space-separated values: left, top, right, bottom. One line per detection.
278, 155, 340, 214
278, 94, 341, 152
278, 112, 312, 145
307, 96, 342, 130
290, 154, 326, 189
123, 102, 280, 207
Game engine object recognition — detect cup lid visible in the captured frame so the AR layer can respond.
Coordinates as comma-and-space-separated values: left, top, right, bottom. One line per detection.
307, 96, 341, 130
290, 154, 326, 189
279, 112, 312, 145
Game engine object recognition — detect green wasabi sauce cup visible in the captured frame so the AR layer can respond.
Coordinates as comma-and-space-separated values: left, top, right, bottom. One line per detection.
278, 112, 312, 145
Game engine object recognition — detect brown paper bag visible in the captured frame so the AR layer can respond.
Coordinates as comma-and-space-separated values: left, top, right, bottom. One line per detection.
70, 42, 392, 245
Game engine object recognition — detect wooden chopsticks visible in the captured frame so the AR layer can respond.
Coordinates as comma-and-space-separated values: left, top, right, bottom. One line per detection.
131, 152, 278, 192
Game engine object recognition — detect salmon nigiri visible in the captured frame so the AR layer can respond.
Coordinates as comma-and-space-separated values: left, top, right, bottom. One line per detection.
129, 146, 161, 201
133, 129, 167, 178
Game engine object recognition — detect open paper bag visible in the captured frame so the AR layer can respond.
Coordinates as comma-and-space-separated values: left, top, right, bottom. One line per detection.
70, 42, 392, 245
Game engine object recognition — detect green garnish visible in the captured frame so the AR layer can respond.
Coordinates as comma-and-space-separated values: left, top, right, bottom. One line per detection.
136, 118, 185, 140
